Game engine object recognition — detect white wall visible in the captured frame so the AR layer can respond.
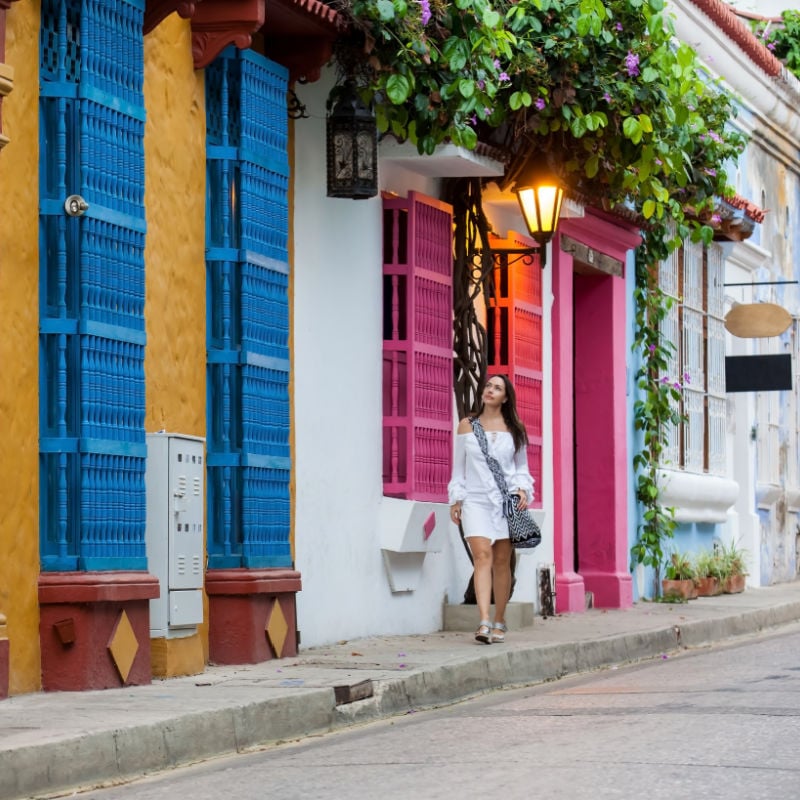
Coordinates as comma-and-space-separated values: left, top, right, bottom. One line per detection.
291, 71, 468, 647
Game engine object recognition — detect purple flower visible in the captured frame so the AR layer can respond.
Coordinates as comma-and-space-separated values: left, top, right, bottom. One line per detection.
673, 382, 681, 390
477, 79, 486, 90
625, 51, 640, 77
483, 107, 492, 118
469, 114, 478, 126
603, 92, 612, 103
418, 0, 431, 26
683, 372, 691, 384
661, 377, 669, 384
493, 58, 501, 70
768, 42, 776, 51
648, 344, 656, 353
615, 22, 623, 31
704, 167, 717, 177
535, 97, 546, 110
711, 213, 722, 224
498, 71, 510, 82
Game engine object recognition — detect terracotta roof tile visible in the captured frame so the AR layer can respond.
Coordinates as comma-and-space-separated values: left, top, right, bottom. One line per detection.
689, 0, 782, 76
725, 193, 766, 223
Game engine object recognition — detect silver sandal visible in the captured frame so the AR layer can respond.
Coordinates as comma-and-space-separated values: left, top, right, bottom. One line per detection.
475, 620, 492, 644
491, 622, 507, 644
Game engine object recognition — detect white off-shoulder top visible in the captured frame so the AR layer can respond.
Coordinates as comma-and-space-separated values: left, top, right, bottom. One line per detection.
447, 430, 534, 535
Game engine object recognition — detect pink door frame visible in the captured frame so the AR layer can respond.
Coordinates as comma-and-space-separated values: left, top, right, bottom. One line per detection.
551, 210, 641, 611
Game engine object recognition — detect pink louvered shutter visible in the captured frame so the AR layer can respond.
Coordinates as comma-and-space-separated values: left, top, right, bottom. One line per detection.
383, 192, 454, 501
487, 232, 544, 507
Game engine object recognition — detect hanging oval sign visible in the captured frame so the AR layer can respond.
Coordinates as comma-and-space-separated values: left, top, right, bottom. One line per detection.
725, 303, 793, 338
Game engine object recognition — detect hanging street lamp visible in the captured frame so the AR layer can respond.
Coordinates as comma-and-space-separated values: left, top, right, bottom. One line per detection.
513, 166, 565, 268
326, 81, 378, 200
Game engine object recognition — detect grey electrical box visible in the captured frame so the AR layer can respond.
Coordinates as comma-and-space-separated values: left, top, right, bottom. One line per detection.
145, 433, 205, 638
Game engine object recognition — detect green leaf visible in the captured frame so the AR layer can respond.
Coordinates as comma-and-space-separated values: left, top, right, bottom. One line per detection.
442, 37, 469, 71
642, 199, 656, 219
386, 73, 412, 105
458, 78, 475, 98
455, 124, 478, 149
571, 115, 587, 137
623, 116, 642, 143
376, 0, 395, 22
483, 8, 500, 27
585, 154, 599, 178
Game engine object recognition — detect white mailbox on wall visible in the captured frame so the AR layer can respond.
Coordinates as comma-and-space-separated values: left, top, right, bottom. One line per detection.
145, 432, 205, 639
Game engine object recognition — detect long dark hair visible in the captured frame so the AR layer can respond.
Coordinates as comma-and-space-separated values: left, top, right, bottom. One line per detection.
475, 374, 529, 453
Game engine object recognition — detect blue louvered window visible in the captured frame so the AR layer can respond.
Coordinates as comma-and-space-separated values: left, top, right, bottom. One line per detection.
38, 0, 147, 571
205, 48, 291, 568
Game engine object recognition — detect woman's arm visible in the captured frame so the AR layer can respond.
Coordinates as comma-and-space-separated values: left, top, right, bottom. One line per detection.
448, 419, 472, 523
511, 446, 534, 509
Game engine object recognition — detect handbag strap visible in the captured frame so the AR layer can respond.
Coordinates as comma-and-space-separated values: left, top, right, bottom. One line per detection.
470, 418, 515, 518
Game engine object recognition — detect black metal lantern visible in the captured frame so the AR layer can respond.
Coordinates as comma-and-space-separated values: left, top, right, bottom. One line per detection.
326, 82, 378, 200
512, 163, 565, 268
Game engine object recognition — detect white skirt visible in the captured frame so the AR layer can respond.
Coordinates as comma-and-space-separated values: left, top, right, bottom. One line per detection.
461, 495, 508, 543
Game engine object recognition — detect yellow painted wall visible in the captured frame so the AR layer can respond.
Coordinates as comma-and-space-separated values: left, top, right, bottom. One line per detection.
143, 17, 208, 662
143, 17, 206, 438
0, 7, 209, 695
0, 0, 42, 695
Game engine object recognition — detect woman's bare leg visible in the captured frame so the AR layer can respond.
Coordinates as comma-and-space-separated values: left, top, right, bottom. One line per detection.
468, 536, 493, 626
491, 538, 513, 625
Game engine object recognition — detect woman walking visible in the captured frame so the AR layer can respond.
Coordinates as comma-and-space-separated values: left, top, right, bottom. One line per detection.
448, 375, 534, 644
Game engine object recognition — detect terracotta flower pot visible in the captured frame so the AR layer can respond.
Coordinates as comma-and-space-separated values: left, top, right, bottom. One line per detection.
723, 574, 746, 594
694, 576, 722, 597
662, 578, 695, 600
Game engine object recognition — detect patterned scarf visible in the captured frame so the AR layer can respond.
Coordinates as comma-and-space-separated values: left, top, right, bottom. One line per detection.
470, 417, 515, 518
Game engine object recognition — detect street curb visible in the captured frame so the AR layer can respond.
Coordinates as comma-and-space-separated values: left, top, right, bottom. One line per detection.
0, 691, 339, 800
4, 600, 800, 800
333, 600, 800, 725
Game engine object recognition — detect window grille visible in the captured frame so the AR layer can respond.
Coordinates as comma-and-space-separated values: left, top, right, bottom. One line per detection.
382, 192, 453, 501
656, 240, 727, 476
38, 0, 147, 571
756, 389, 781, 485
659, 245, 681, 466
486, 232, 544, 505
205, 48, 291, 568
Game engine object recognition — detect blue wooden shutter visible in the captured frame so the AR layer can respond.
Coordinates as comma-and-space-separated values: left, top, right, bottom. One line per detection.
205, 48, 291, 568
39, 0, 147, 570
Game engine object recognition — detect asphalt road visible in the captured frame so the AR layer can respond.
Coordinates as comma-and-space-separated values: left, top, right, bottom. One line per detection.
76, 623, 800, 800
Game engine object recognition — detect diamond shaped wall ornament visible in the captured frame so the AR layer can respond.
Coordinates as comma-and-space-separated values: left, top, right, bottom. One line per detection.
108, 610, 139, 683
266, 600, 289, 658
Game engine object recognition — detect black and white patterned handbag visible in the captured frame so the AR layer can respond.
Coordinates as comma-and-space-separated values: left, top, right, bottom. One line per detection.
470, 418, 542, 550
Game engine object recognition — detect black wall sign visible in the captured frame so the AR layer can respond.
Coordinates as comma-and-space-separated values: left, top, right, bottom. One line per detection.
725, 354, 793, 392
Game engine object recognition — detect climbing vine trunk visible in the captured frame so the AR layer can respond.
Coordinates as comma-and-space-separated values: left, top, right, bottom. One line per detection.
445, 177, 496, 420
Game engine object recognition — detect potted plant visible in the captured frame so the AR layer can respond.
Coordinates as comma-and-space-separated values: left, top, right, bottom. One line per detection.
661, 551, 696, 600
719, 540, 748, 594
693, 549, 725, 597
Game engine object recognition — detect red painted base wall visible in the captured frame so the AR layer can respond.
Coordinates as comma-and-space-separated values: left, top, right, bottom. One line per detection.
207, 569, 302, 664
38, 572, 159, 692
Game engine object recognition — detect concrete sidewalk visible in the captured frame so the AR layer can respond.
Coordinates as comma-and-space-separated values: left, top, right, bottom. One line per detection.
3, 581, 800, 800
